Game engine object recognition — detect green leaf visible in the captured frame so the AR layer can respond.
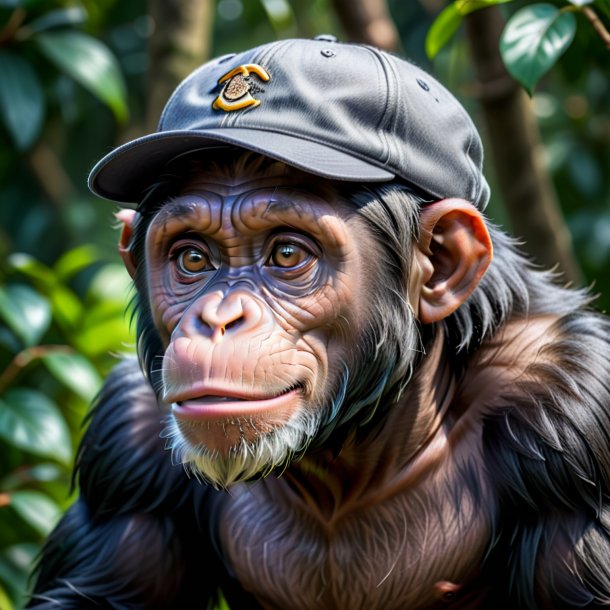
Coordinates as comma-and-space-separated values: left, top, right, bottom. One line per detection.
36, 31, 128, 122
86, 263, 133, 303
0, 284, 51, 347
0, 51, 44, 150
7, 253, 56, 286
0, 389, 71, 464
54, 244, 100, 281
8, 491, 61, 536
27, 6, 87, 33
500, 4, 576, 95
42, 352, 102, 401
0, 584, 12, 610
456, 0, 513, 15
75, 318, 134, 357
49, 284, 83, 329
425, 3, 463, 59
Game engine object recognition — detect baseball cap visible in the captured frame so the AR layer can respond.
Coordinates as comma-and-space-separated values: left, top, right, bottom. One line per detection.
88, 36, 490, 209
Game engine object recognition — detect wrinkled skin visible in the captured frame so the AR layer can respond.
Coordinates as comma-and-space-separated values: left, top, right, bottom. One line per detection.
27, 155, 610, 610
145, 169, 377, 484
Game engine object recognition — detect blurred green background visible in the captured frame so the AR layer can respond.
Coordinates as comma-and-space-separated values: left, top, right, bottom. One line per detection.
0, 0, 608, 608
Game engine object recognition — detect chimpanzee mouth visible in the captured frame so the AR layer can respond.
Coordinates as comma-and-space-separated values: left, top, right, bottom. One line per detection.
172, 383, 304, 422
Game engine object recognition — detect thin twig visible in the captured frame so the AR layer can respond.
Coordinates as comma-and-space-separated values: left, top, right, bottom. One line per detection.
0, 8, 26, 45
582, 6, 610, 50
0, 345, 73, 395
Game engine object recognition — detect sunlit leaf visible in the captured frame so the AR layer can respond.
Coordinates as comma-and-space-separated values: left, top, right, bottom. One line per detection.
54, 244, 101, 281
0, 583, 12, 610
0, 389, 71, 464
7, 253, 56, 286
455, 0, 513, 16
49, 284, 83, 329
8, 491, 61, 537
36, 30, 128, 122
27, 6, 87, 33
75, 318, 134, 357
0, 51, 44, 150
86, 263, 133, 303
425, 3, 463, 59
0, 284, 51, 347
42, 352, 102, 401
500, 4, 576, 95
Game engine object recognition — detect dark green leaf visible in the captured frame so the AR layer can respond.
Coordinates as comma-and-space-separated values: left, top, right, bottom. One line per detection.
0, 284, 51, 347
456, 0, 513, 16
0, 51, 44, 150
425, 3, 463, 60
27, 6, 87, 33
36, 31, 128, 122
0, 463, 63, 490
9, 491, 61, 536
500, 4, 576, 95
42, 352, 102, 401
0, 389, 71, 464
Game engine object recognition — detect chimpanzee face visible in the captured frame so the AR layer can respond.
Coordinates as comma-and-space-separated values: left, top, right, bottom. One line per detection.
142, 162, 377, 486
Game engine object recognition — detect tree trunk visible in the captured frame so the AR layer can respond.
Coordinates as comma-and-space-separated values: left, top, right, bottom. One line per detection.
464, 7, 582, 284
147, 0, 214, 131
330, 0, 399, 51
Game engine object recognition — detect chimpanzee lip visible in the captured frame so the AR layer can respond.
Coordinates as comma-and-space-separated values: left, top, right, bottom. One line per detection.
172, 384, 303, 421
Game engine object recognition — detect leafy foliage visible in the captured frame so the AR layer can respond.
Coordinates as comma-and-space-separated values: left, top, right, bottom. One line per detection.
0, 248, 134, 609
425, 0, 609, 93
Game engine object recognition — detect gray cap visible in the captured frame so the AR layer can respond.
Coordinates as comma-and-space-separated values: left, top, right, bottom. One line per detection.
88, 37, 490, 209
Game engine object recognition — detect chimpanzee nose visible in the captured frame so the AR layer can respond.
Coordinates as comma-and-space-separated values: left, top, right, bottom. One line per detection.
186, 290, 264, 343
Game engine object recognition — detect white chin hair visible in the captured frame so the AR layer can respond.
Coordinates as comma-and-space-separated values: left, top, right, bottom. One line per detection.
160, 408, 322, 489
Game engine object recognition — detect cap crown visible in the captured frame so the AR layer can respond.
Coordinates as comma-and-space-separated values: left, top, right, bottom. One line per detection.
89, 38, 489, 208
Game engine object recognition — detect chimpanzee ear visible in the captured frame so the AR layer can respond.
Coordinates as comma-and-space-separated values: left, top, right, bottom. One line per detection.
414, 199, 492, 324
115, 209, 139, 278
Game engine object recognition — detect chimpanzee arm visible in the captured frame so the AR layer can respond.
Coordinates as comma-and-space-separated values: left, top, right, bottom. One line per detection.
26, 357, 223, 609
483, 312, 610, 609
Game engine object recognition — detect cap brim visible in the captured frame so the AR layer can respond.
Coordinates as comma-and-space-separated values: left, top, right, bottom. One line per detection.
88, 128, 395, 204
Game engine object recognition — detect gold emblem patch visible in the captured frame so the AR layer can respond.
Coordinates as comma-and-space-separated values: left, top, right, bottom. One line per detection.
212, 64, 271, 112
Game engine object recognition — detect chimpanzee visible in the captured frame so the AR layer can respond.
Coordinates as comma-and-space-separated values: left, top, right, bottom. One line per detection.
27, 37, 610, 610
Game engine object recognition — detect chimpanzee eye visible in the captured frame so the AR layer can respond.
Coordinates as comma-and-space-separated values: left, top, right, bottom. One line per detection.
176, 247, 212, 274
269, 243, 310, 268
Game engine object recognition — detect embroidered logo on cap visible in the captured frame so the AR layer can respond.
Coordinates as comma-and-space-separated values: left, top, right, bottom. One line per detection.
212, 64, 270, 112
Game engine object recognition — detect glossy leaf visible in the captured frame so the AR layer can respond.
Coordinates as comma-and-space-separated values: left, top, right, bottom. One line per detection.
500, 4, 576, 95
425, 3, 463, 59
456, 0, 513, 16
0, 51, 44, 150
27, 6, 87, 33
0, 389, 71, 464
0, 284, 51, 347
36, 31, 128, 122
9, 491, 61, 537
42, 352, 102, 402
